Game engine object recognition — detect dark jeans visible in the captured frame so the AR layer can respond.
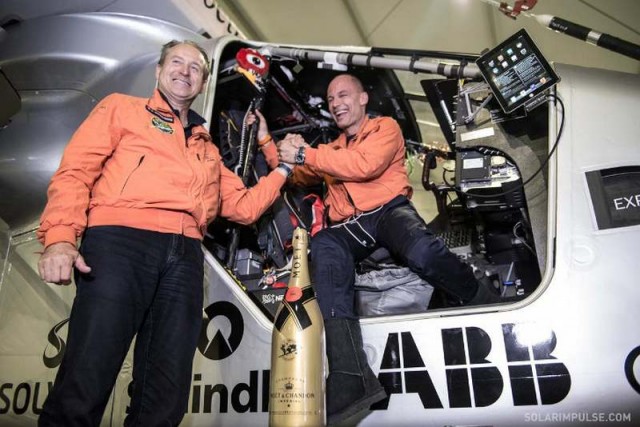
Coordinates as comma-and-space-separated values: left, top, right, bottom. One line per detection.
311, 196, 478, 319
39, 226, 204, 427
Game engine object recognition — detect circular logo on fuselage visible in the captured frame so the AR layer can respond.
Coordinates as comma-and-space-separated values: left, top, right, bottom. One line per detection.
197, 301, 244, 360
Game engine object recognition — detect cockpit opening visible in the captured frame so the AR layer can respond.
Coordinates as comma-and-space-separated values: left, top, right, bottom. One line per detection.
203, 38, 552, 320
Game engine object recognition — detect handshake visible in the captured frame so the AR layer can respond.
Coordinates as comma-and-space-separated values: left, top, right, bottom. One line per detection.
277, 133, 308, 165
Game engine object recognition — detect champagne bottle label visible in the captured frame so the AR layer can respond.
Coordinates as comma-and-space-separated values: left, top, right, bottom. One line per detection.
274, 286, 316, 331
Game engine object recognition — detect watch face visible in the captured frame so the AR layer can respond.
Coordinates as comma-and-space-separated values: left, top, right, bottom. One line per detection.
295, 147, 305, 165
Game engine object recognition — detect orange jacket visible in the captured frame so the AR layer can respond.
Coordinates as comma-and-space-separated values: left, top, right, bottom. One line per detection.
38, 90, 286, 248
262, 116, 412, 222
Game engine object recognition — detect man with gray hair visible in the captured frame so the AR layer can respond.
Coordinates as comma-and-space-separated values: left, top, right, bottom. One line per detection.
37, 39, 292, 426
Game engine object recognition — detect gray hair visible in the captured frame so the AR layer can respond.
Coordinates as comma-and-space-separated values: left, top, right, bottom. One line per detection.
159, 40, 211, 80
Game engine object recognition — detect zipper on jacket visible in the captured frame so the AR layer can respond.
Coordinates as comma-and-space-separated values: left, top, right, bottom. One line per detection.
120, 155, 145, 195
194, 147, 208, 228
344, 185, 359, 218
184, 137, 208, 228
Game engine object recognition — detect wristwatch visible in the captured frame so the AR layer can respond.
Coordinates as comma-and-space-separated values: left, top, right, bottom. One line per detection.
295, 146, 306, 165
277, 162, 294, 177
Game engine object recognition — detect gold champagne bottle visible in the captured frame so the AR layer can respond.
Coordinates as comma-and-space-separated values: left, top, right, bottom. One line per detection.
269, 227, 326, 427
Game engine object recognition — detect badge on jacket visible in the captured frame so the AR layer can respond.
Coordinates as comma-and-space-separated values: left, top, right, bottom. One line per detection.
152, 117, 174, 134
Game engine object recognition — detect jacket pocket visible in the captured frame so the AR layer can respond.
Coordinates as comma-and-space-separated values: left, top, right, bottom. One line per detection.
120, 155, 145, 195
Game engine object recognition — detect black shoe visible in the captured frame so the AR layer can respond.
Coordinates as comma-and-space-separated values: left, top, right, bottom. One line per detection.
467, 275, 502, 306
325, 318, 387, 426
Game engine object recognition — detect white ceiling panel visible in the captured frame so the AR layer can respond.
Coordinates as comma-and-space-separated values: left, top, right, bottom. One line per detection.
218, 0, 640, 73
1, 0, 638, 73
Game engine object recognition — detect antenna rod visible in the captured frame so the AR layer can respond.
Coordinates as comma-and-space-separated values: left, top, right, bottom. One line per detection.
534, 14, 640, 61
478, 0, 640, 61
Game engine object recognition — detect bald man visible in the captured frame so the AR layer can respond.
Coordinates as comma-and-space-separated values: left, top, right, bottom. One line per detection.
251, 73, 500, 425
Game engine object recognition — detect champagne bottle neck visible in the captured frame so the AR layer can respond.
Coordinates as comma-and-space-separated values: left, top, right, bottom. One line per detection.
288, 227, 311, 291
288, 246, 310, 288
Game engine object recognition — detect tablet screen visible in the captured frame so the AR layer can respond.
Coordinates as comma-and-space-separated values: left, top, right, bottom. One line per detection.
476, 29, 560, 113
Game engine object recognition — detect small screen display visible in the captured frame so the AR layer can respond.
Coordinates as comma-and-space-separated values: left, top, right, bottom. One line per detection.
476, 29, 560, 113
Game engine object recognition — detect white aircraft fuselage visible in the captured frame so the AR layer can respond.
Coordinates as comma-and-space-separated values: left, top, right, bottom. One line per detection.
0, 9, 639, 427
